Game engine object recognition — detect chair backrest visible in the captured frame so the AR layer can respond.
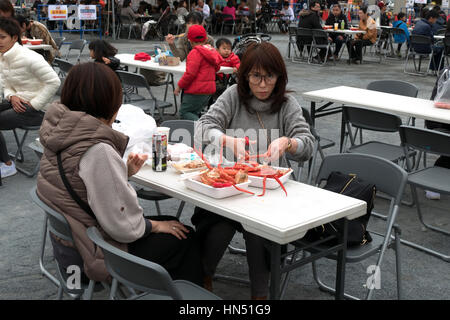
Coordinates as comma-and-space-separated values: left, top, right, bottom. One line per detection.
296, 27, 312, 37
120, 14, 134, 24
53, 36, 66, 50
437, 28, 446, 36
69, 39, 87, 51
86, 226, 183, 299
410, 34, 432, 46
160, 120, 195, 147
54, 58, 74, 75
343, 106, 402, 133
444, 35, 450, 51
311, 29, 329, 41
399, 125, 450, 158
116, 70, 151, 89
315, 153, 408, 204
367, 80, 418, 98
30, 186, 73, 243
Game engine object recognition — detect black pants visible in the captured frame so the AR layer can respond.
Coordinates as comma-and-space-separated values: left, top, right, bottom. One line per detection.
347, 39, 373, 61
129, 215, 204, 286
0, 100, 44, 163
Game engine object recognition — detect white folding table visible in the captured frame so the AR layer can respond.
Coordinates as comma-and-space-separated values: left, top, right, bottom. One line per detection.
24, 44, 53, 51
302, 85, 450, 151
131, 165, 366, 299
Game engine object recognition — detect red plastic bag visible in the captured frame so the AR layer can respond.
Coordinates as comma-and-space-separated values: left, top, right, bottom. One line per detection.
134, 52, 151, 61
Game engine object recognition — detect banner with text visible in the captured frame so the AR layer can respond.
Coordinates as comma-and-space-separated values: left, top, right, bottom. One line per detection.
48, 5, 68, 20
78, 5, 97, 20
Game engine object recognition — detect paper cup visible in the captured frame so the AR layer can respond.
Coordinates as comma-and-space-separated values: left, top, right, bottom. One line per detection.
157, 127, 170, 138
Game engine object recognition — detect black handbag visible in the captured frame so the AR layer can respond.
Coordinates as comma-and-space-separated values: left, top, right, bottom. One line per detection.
304, 171, 376, 247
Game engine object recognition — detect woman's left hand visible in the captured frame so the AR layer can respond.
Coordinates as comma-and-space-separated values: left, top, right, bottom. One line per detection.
102, 57, 111, 65
261, 137, 290, 163
127, 152, 148, 177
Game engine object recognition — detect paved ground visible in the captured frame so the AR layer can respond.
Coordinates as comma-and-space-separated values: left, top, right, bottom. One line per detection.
0, 32, 449, 300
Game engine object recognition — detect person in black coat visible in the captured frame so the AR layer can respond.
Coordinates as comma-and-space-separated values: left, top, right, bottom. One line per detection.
88, 40, 121, 71
325, 3, 348, 59
297, 0, 324, 60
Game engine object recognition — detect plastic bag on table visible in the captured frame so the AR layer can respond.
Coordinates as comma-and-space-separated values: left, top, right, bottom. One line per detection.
167, 143, 194, 161
434, 69, 450, 109
113, 104, 157, 164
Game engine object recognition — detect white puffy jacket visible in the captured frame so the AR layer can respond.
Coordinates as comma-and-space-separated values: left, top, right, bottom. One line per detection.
0, 42, 60, 111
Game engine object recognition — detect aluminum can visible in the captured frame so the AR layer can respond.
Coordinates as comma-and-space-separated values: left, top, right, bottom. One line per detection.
152, 133, 167, 172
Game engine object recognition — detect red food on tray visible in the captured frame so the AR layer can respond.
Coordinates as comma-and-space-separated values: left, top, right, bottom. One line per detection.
434, 101, 450, 109
30, 39, 43, 45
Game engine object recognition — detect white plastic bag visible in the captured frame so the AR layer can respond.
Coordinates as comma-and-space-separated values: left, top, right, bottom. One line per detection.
112, 104, 157, 164
434, 69, 450, 109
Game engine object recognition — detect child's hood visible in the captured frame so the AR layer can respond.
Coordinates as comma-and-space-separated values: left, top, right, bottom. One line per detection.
193, 44, 223, 66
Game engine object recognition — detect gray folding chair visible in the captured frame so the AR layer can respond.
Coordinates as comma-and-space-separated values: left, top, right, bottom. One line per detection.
295, 27, 313, 63
53, 36, 66, 50
87, 226, 221, 300
64, 39, 87, 63
285, 107, 335, 184
437, 35, 450, 71
399, 125, 450, 262
116, 70, 172, 122
136, 120, 194, 218
220, 14, 236, 35
118, 15, 141, 39
8, 125, 41, 177
367, 79, 419, 125
54, 58, 74, 95
287, 26, 298, 61
288, 153, 407, 300
30, 187, 108, 299
342, 106, 415, 165
310, 29, 336, 66
404, 34, 434, 76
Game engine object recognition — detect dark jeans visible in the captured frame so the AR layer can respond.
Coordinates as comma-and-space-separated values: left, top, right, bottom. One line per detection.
0, 100, 44, 163
180, 94, 211, 121
331, 34, 347, 56
347, 39, 373, 61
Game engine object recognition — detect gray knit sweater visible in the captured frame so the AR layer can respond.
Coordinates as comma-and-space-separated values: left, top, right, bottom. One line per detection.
195, 84, 315, 163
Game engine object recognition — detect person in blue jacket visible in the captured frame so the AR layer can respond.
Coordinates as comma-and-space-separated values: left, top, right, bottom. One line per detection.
392, 12, 410, 58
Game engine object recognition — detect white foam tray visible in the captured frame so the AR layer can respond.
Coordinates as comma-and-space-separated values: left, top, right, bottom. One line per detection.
248, 167, 293, 189
184, 175, 252, 199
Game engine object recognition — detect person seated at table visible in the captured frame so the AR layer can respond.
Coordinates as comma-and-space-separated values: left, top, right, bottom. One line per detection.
195, 0, 210, 19
121, 0, 140, 21
0, 0, 14, 17
0, 17, 60, 179
256, 0, 271, 33
222, 0, 236, 21
297, 0, 325, 62
325, 3, 348, 60
31, 0, 42, 14
346, 5, 377, 64
378, 2, 391, 27
431, 5, 446, 35
193, 42, 314, 299
154, 0, 171, 36
392, 12, 410, 58
412, 10, 443, 71
213, 37, 240, 101
137, 1, 151, 15
278, 1, 294, 34
165, 12, 214, 62
173, 25, 222, 120
36, 62, 204, 288
88, 39, 121, 71
15, 15, 60, 64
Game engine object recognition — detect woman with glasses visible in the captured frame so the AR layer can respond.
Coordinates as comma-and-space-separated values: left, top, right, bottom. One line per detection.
193, 42, 314, 299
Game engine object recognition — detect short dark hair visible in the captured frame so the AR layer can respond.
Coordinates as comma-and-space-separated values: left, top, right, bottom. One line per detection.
359, 5, 368, 14
15, 14, 29, 28
433, 5, 441, 12
420, 8, 429, 19
397, 12, 405, 20
309, 0, 320, 8
0, 0, 14, 17
426, 10, 440, 20
0, 17, 22, 45
237, 42, 288, 114
123, 0, 131, 8
88, 40, 118, 62
61, 62, 123, 121
331, 3, 341, 10
185, 12, 203, 24
216, 37, 231, 48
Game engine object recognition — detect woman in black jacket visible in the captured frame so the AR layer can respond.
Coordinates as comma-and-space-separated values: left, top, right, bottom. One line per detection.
88, 40, 121, 71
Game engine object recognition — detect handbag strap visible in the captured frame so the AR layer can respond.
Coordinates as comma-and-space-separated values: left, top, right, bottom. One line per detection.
57, 152, 96, 220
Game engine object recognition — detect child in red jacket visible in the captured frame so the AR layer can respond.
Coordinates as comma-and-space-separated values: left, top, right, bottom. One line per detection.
174, 25, 223, 121
213, 38, 240, 101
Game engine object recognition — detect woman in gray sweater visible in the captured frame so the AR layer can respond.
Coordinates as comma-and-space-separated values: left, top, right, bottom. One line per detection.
194, 42, 315, 299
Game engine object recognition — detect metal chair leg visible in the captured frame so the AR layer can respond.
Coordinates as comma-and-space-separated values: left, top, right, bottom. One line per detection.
39, 217, 60, 287
394, 227, 403, 300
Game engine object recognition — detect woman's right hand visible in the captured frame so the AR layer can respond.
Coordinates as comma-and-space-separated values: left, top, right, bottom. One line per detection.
150, 219, 189, 240
10, 96, 28, 113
